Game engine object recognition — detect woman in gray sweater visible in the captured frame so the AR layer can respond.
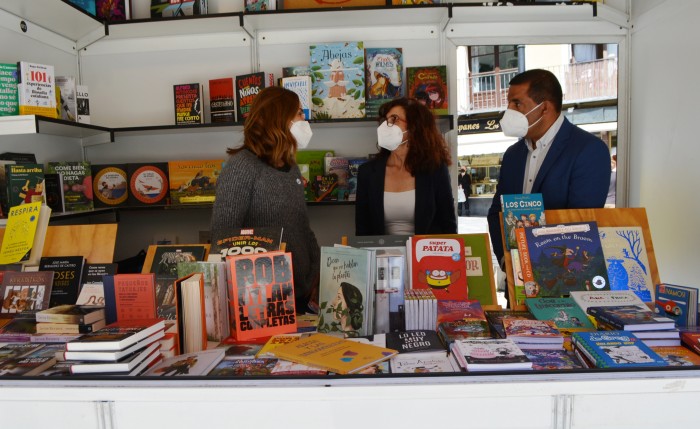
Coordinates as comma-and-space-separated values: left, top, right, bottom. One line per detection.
211, 86, 320, 312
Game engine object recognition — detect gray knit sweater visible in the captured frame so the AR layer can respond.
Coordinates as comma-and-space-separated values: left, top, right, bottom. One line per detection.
210, 149, 320, 309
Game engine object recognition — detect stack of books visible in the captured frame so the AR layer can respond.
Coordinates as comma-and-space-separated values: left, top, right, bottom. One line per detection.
34, 305, 106, 343
586, 304, 680, 347
0, 343, 59, 376
404, 289, 437, 331
484, 310, 534, 339
502, 318, 565, 350
435, 300, 491, 346
61, 318, 165, 375
449, 338, 533, 372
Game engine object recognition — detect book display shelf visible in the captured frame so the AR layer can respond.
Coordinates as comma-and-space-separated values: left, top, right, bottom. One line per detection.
2, 2, 699, 429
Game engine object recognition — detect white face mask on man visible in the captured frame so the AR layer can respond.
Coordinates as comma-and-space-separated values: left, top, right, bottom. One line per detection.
290, 120, 313, 149
499, 102, 544, 138
377, 120, 407, 151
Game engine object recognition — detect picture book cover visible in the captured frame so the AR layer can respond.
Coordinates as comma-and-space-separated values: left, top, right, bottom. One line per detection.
501, 193, 545, 251
208, 77, 236, 123
55, 76, 77, 121
113, 273, 157, 322
309, 42, 365, 119
127, 162, 169, 206
389, 351, 458, 374
650, 346, 700, 366
281, 76, 312, 120
0, 270, 53, 317
146, 348, 226, 377
408, 235, 468, 301
256, 333, 306, 358
571, 330, 668, 369
586, 305, 675, 331
318, 246, 374, 338
0, 63, 19, 117
38, 256, 85, 307
502, 318, 563, 343
76, 84, 89, 124
484, 310, 534, 339
173, 83, 203, 125
437, 319, 491, 345
17, 61, 56, 118
46, 161, 93, 212
523, 222, 610, 298
208, 358, 277, 377
523, 349, 584, 371
436, 299, 486, 324
91, 164, 128, 208
66, 318, 165, 352
385, 330, 444, 354
209, 226, 283, 262
167, 159, 223, 205
176, 260, 230, 342
96, 0, 130, 21
406, 65, 448, 115
654, 283, 698, 328
525, 297, 595, 331
569, 290, 648, 313
4, 163, 45, 209
598, 226, 653, 302
151, 0, 207, 18
270, 333, 398, 375
450, 338, 532, 371
295, 150, 334, 201
235, 72, 267, 121
0, 201, 44, 265
312, 173, 339, 202
364, 47, 403, 119
227, 251, 297, 341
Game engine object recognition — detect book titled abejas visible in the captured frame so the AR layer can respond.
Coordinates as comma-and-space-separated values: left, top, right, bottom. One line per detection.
309, 41, 365, 119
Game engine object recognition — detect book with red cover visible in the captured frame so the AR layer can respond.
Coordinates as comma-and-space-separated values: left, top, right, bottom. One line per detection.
209, 77, 236, 123
406, 65, 448, 115
227, 251, 297, 341
113, 273, 157, 322
408, 235, 468, 301
127, 162, 169, 206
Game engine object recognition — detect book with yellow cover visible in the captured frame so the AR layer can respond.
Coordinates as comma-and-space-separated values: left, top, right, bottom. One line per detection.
270, 333, 398, 374
0, 201, 50, 265
168, 159, 224, 205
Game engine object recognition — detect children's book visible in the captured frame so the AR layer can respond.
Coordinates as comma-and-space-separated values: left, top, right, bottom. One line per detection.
523, 349, 584, 371
256, 333, 306, 358
484, 310, 536, 339
151, 0, 207, 18
145, 348, 226, 377
235, 72, 268, 121
598, 226, 653, 302
406, 65, 448, 115
502, 318, 564, 346
167, 159, 223, 205
651, 345, 700, 366
571, 330, 668, 369
384, 330, 445, 354
227, 251, 297, 341
295, 150, 334, 201
208, 77, 236, 123
450, 338, 532, 372
309, 42, 365, 119
317, 246, 375, 338
569, 290, 648, 314
0, 63, 19, 117
96, 0, 130, 21
127, 162, 169, 206
500, 193, 545, 251
209, 226, 283, 262
509, 248, 527, 306
654, 283, 698, 328
270, 333, 398, 375
281, 76, 312, 120
91, 164, 129, 208
407, 235, 468, 301
45, 161, 93, 212
436, 299, 486, 324
364, 47, 403, 118
586, 305, 676, 331
525, 297, 595, 331
389, 351, 459, 374
522, 222, 610, 298
173, 83, 203, 125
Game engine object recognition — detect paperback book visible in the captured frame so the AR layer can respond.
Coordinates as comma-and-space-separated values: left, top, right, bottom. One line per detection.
569, 290, 648, 314
55, 76, 77, 121
235, 72, 268, 121
384, 330, 445, 354
66, 318, 165, 352
35, 304, 104, 325
406, 65, 448, 115
176, 260, 230, 343
0, 270, 54, 317
173, 272, 207, 354
281, 76, 312, 120
309, 41, 365, 119
654, 283, 698, 328
38, 256, 85, 307
173, 83, 203, 125
113, 273, 158, 321
17, 61, 56, 118
525, 297, 595, 331
69, 342, 161, 374
4, 163, 45, 209
146, 348, 226, 377
45, 161, 93, 212
586, 305, 676, 331
450, 338, 532, 372
389, 351, 458, 374
407, 235, 468, 300
364, 47, 403, 118
598, 226, 653, 302
76, 84, 89, 124
500, 193, 545, 251
651, 346, 700, 366
523, 349, 584, 371
0, 63, 19, 117
208, 358, 277, 376
208, 77, 236, 123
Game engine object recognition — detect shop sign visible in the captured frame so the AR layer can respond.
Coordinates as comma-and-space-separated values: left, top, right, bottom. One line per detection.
457, 116, 501, 135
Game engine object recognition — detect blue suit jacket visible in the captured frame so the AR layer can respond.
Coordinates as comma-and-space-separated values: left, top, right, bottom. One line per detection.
487, 118, 611, 264
355, 154, 457, 236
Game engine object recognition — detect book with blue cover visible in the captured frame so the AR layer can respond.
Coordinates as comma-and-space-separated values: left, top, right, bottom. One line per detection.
364, 47, 403, 119
598, 226, 653, 302
654, 283, 698, 328
500, 193, 545, 251
571, 330, 668, 369
309, 41, 365, 119
587, 305, 676, 331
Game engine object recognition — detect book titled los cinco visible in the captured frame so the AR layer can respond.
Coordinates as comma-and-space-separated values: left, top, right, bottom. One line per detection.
173, 83, 203, 125
271, 333, 398, 375
127, 162, 169, 206
309, 42, 365, 119
208, 77, 236, 123
407, 235, 468, 301
521, 222, 610, 298
167, 159, 223, 205
92, 164, 129, 208
227, 251, 297, 341
501, 193, 545, 251
406, 65, 448, 115
317, 245, 374, 338
66, 318, 165, 351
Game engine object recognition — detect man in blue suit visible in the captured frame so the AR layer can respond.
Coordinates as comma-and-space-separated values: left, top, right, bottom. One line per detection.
487, 69, 611, 306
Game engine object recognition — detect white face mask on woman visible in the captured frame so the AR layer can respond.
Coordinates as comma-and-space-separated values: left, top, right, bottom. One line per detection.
377, 120, 407, 151
499, 102, 544, 138
290, 120, 313, 149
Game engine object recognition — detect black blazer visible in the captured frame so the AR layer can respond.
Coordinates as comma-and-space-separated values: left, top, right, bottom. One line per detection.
355, 155, 457, 236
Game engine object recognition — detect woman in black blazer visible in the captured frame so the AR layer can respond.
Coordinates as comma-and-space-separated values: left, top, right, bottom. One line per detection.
355, 97, 457, 236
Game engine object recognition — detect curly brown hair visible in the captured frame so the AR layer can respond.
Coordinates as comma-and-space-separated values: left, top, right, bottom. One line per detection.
227, 86, 300, 167
377, 97, 451, 175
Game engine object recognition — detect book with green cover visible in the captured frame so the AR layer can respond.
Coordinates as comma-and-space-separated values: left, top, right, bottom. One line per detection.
525, 297, 595, 331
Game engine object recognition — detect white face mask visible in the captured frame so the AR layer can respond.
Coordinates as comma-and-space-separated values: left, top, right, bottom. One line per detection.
290, 120, 313, 149
377, 121, 407, 151
499, 102, 544, 138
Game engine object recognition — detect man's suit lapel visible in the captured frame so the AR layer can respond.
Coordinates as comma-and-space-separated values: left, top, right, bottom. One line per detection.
532, 118, 572, 192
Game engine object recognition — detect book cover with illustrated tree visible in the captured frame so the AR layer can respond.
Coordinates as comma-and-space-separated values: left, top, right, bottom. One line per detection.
364, 47, 403, 119
227, 251, 297, 341
522, 222, 610, 298
406, 65, 448, 116
598, 226, 653, 302
317, 246, 374, 338
309, 42, 365, 119
46, 161, 94, 212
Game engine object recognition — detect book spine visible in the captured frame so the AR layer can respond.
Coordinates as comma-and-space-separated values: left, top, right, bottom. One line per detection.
515, 228, 536, 298
586, 308, 625, 330
35, 314, 84, 324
